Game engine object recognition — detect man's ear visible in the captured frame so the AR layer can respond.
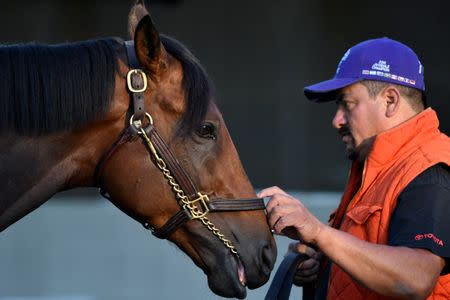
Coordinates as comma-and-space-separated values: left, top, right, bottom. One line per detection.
383, 86, 401, 118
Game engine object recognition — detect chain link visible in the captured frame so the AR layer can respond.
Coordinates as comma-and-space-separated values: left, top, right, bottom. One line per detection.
139, 128, 238, 256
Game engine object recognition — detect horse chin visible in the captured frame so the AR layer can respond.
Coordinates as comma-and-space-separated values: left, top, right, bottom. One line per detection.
206, 253, 247, 299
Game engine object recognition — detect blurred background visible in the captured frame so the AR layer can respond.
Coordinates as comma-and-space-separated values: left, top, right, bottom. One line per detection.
0, 0, 449, 299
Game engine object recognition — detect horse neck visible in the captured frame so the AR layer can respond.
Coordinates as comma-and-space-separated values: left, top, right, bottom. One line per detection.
0, 126, 118, 232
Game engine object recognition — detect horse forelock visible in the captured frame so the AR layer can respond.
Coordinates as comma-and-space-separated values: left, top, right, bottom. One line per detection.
0, 38, 120, 136
160, 35, 214, 137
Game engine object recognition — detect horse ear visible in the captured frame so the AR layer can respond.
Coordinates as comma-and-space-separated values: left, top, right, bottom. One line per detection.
132, 11, 166, 73
128, 1, 166, 72
128, 0, 149, 40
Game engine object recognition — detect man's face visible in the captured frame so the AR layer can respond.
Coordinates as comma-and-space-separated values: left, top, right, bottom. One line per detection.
332, 83, 386, 161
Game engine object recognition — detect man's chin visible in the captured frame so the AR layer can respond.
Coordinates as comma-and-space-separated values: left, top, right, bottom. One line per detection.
351, 137, 376, 162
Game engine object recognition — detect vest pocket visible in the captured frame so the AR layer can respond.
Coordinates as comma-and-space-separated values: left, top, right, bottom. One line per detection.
346, 205, 383, 224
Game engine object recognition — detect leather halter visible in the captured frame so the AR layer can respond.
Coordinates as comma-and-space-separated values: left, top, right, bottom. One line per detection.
95, 41, 265, 244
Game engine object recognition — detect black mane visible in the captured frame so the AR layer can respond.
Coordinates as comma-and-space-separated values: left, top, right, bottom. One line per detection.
0, 35, 212, 136
160, 35, 213, 136
0, 38, 119, 135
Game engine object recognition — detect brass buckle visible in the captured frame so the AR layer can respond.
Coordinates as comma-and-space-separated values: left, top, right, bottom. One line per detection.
126, 69, 148, 93
188, 193, 210, 219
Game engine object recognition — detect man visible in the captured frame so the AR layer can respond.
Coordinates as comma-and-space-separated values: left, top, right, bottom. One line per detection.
259, 37, 450, 299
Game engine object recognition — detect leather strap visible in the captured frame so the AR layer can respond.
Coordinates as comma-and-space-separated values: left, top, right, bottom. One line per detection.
145, 124, 265, 212
124, 41, 145, 121
265, 252, 309, 300
95, 126, 135, 186
144, 124, 198, 199
145, 124, 265, 239
152, 198, 265, 239
208, 198, 265, 211
152, 209, 192, 239
124, 40, 139, 68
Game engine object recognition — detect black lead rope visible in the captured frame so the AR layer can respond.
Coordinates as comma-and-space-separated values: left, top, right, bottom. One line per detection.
265, 252, 310, 300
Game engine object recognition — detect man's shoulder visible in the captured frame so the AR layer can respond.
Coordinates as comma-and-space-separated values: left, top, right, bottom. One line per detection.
406, 163, 450, 190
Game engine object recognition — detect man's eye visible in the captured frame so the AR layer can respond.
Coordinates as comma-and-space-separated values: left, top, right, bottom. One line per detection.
344, 101, 356, 110
197, 122, 217, 140
338, 100, 354, 111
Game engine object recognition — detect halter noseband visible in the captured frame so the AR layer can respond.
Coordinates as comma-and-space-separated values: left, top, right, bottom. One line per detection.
95, 41, 265, 256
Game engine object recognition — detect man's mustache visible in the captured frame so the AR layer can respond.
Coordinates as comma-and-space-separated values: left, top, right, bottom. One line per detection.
338, 127, 352, 138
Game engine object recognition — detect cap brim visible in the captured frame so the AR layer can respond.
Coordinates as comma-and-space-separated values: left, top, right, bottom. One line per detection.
304, 78, 362, 102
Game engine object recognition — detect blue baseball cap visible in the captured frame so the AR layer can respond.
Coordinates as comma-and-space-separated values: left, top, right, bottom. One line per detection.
304, 37, 425, 102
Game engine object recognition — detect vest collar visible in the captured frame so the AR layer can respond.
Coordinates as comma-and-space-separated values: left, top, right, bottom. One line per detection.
367, 108, 440, 167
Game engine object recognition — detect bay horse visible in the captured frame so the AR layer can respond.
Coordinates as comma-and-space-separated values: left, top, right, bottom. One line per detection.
0, 1, 276, 298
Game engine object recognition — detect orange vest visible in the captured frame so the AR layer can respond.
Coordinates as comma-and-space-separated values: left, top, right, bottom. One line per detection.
327, 108, 450, 300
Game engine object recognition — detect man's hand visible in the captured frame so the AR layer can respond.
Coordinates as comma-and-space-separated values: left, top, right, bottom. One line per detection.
259, 187, 445, 299
258, 186, 325, 244
288, 242, 322, 286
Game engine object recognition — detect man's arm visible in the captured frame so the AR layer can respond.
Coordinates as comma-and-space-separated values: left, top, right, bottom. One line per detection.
318, 225, 444, 299
260, 186, 445, 300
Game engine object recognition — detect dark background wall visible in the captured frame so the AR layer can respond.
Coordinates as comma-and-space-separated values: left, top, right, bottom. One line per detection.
1, 0, 449, 191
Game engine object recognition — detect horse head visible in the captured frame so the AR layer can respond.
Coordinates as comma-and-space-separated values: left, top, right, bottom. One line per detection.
95, 2, 276, 298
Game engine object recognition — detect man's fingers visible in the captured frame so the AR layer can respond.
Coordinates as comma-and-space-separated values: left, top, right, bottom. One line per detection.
257, 186, 288, 199
265, 193, 293, 213
270, 210, 298, 234
298, 260, 320, 276
293, 259, 320, 286
295, 243, 317, 258
298, 258, 317, 270
266, 202, 293, 230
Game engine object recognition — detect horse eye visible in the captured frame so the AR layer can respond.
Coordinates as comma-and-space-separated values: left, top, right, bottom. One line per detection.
197, 122, 217, 140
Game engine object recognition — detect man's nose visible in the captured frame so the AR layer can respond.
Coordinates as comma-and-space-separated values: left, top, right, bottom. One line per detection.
332, 108, 346, 129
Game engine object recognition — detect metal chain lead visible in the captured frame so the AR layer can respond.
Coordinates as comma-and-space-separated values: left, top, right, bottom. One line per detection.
138, 128, 238, 256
